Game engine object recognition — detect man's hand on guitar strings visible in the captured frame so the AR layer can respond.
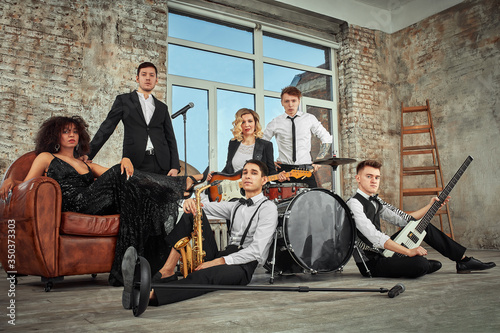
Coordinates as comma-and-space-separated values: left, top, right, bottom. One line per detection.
431, 195, 451, 207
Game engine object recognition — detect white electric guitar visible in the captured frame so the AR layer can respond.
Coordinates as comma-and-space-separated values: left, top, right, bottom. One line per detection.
383, 156, 473, 258
207, 169, 312, 202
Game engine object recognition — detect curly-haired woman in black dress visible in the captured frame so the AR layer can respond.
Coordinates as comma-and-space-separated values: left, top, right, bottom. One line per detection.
0, 116, 203, 286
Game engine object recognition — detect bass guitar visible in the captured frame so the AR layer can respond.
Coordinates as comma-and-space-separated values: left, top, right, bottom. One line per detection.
208, 169, 312, 202
383, 156, 473, 258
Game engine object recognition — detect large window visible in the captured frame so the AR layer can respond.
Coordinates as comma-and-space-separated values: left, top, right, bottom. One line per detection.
166, 6, 339, 190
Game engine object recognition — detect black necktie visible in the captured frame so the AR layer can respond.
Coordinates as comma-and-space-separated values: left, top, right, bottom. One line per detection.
369, 194, 378, 201
239, 198, 254, 206
288, 116, 296, 162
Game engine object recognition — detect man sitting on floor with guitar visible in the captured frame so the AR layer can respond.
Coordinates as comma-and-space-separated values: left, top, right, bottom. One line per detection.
347, 160, 495, 278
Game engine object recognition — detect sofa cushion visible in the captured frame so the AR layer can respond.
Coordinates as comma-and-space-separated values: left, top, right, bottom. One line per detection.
60, 212, 120, 236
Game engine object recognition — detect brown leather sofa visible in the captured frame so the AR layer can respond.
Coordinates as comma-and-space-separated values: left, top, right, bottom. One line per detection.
0, 151, 120, 291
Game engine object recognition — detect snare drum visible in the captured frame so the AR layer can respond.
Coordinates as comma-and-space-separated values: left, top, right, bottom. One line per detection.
266, 188, 355, 276
264, 183, 308, 202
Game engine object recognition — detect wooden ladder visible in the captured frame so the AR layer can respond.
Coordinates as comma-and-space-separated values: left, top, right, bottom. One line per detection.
400, 100, 454, 239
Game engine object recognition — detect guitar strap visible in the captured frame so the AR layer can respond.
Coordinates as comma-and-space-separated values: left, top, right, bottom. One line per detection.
373, 195, 416, 223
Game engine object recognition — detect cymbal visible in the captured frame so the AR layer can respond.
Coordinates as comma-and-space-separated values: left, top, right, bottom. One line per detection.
179, 160, 200, 176
313, 157, 357, 166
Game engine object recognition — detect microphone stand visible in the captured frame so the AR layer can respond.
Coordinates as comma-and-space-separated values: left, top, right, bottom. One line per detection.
182, 112, 187, 176
128, 255, 402, 317
172, 103, 194, 175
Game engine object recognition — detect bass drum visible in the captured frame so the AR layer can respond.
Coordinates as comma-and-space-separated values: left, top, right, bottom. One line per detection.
267, 188, 355, 275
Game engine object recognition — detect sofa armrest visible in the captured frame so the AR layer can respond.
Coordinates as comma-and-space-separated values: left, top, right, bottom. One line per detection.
0, 177, 62, 277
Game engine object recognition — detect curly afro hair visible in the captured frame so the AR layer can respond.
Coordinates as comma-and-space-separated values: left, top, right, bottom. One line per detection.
35, 115, 91, 157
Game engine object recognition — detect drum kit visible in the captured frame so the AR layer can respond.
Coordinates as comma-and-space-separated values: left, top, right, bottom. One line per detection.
263, 157, 358, 283
126, 157, 406, 317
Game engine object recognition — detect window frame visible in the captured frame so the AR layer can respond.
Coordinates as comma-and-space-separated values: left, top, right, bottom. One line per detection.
165, 2, 341, 192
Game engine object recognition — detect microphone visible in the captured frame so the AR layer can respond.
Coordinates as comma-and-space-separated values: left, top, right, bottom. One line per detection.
171, 102, 194, 119
387, 283, 405, 298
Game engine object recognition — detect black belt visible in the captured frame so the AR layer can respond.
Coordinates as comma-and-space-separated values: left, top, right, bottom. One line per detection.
145, 148, 155, 156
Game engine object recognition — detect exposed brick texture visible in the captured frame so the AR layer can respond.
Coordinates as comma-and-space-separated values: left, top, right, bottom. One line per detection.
1, 0, 498, 248
336, 0, 500, 247
0, 0, 169, 173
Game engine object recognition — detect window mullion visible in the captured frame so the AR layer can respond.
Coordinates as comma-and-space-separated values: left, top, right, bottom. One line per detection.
263, 57, 333, 76
168, 37, 256, 61
254, 26, 264, 121
208, 86, 218, 170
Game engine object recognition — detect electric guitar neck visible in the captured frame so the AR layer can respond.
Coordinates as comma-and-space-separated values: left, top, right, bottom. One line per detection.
382, 156, 473, 258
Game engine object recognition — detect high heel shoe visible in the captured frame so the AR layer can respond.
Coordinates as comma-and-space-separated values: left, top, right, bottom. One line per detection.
200, 166, 209, 183
183, 166, 210, 198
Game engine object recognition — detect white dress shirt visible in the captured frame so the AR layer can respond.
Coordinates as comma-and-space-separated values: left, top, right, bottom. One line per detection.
136, 91, 155, 151
202, 192, 278, 265
347, 189, 408, 249
263, 111, 332, 164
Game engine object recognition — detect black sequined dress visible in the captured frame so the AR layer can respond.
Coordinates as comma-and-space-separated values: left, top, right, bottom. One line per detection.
46, 156, 186, 286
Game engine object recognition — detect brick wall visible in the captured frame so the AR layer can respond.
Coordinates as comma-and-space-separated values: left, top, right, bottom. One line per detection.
337, 0, 500, 247
336, 23, 400, 235
0, 0, 169, 177
1, 0, 498, 248
389, 0, 500, 248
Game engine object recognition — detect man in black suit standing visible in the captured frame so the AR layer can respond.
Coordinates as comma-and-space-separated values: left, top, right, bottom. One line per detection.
86, 62, 180, 176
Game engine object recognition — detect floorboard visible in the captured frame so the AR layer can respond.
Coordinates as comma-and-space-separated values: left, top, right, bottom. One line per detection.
1, 249, 499, 332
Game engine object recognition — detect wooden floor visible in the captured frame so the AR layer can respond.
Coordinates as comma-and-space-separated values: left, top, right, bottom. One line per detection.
1, 248, 499, 332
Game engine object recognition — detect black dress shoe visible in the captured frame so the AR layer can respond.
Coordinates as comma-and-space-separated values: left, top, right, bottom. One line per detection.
427, 260, 442, 274
152, 272, 178, 283
456, 257, 496, 274
121, 246, 138, 309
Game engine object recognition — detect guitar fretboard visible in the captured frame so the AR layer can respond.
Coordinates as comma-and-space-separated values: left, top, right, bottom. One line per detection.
415, 156, 473, 234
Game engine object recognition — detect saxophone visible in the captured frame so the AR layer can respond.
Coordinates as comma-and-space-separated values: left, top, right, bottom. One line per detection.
174, 183, 212, 278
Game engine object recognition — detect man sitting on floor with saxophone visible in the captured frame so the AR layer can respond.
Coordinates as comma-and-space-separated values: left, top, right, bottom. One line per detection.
122, 159, 278, 307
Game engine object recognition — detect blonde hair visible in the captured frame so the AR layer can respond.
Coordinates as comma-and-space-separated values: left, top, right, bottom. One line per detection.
231, 108, 263, 141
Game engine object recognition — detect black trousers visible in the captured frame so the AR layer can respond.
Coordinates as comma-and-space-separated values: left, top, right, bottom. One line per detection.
278, 163, 318, 188
357, 223, 467, 278
154, 213, 258, 306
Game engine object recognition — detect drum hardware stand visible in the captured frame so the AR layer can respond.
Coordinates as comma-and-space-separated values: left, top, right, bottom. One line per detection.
268, 229, 279, 284
266, 229, 325, 283
354, 244, 372, 278
129, 255, 403, 317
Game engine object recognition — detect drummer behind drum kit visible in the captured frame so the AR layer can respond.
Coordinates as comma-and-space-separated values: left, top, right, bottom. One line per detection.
126, 157, 406, 317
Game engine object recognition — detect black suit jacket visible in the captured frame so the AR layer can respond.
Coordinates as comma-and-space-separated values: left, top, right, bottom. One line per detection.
89, 91, 180, 172
221, 138, 276, 175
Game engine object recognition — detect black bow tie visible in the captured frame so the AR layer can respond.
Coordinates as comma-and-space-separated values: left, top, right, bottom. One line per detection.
239, 198, 254, 206
369, 194, 378, 201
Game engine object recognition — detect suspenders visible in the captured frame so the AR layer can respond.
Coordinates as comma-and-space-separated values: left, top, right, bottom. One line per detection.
229, 199, 268, 249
